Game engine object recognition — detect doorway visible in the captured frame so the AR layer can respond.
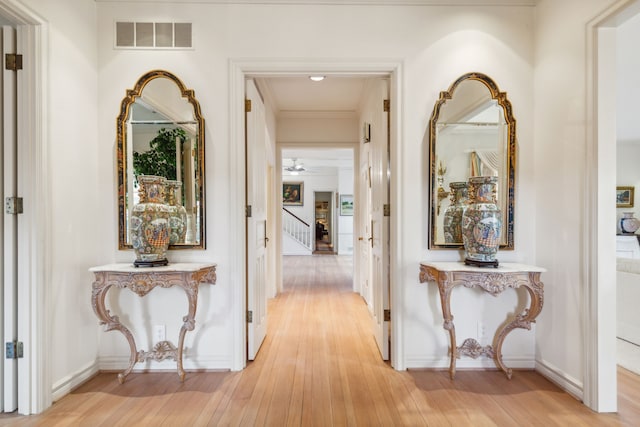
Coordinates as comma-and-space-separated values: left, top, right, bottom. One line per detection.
314, 191, 333, 253
588, 0, 640, 412
233, 60, 399, 369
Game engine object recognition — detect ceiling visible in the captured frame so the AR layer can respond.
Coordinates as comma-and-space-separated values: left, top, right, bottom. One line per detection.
282, 148, 354, 175
257, 76, 367, 115
256, 75, 363, 173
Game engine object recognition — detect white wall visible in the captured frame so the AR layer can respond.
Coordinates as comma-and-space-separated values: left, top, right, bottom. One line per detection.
617, 14, 640, 228
617, 11, 640, 145
617, 143, 640, 228
19, 0, 104, 399
93, 2, 537, 376
338, 168, 355, 255
17, 0, 627, 408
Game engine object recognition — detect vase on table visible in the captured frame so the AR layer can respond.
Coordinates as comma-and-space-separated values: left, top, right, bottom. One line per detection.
462, 176, 502, 267
165, 180, 187, 244
620, 212, 640, 235
443, 181, 469, 243
130, 175, 170, 267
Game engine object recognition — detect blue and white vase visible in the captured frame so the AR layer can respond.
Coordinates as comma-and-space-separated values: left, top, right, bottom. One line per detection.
130, 175, 170, 266
620, 212, 640, 234
462, 176, 502, 266
443, 182, 469, 243
165, 180, 187, 244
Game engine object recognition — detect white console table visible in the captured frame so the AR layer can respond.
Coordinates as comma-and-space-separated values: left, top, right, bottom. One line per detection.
90, 263, 216, 383
419, 261, 545, 380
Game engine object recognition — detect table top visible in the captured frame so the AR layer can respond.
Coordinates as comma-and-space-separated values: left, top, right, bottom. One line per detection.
90, 262, 217, 273
420, 261, 546, 273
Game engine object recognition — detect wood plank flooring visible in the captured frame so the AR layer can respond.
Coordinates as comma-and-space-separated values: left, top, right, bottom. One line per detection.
2, 255, 640, 426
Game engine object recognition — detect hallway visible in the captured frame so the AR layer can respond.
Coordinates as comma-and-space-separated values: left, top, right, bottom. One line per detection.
4, 255, 640, 425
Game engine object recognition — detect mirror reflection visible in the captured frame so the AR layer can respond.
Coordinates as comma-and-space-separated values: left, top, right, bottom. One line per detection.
117, 70, 205, 249
429, 72, 515, 249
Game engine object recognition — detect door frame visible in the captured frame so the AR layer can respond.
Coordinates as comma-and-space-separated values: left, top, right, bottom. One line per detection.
585, 0, 640, 412
0, 0, 49, 414
229, 59, 403, 370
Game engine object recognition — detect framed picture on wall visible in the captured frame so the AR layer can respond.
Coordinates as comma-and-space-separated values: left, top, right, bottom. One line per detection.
340, 194, 354, 216
283, 182, 303, 206
617, 186, 634, 208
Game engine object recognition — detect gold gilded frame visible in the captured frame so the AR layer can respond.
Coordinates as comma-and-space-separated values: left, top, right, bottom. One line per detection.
428, 72, 516, 250
117, 69, 206, 250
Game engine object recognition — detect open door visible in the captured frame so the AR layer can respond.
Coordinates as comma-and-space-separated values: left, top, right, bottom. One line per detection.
245, 79, 268, 360
2, 25, 18, 412
369, 79, 390, 360
358, 143, 372, 305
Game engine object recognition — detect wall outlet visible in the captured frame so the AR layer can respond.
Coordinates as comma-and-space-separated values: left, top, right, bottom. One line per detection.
153, 324, 166, 343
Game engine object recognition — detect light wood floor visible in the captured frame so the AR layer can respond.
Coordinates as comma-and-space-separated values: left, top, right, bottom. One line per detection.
3, 255, 640, 426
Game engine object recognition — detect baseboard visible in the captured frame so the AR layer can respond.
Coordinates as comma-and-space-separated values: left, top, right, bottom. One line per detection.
51, 360, 100, 402
405, 355, 536, 370
98, 355, 232, 371
535, 358, 584, 401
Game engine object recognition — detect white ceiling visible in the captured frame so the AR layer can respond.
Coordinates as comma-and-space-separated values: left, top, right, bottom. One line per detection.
282, 148, 354, 175
257, 75, 362, 173
257, 76, 367, 114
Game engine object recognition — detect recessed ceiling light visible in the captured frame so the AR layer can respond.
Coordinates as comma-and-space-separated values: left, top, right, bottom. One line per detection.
309, 76, 325, 82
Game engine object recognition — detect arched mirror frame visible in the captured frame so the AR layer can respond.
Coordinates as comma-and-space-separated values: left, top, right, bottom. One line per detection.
117, 69, 206, 250
428, 72, 515, 250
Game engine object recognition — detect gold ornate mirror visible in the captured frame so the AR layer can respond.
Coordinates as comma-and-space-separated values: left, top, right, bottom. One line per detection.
428, 72, 515, 250
117, 70, 205, 250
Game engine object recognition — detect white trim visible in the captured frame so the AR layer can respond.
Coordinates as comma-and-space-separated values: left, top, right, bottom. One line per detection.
95, 0, 537, 5
51, 362, 99, 403
229, 60, 247, 371
536, 359, 584, 402
405, 355, 537, 370
97, 355, 232, 371
584, 0, 639, 413
229, 58, 403, 371
0, 0, 48, 415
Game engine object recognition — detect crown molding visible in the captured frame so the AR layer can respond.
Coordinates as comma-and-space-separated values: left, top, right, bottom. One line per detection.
94, 0, 537, 6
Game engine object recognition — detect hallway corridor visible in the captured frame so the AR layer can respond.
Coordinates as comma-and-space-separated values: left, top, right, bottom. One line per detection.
4, 255, 640, 425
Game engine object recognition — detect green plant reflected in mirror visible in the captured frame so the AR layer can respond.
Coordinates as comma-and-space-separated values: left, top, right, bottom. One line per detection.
428, 72, 515, 250
117, 70, 205, 250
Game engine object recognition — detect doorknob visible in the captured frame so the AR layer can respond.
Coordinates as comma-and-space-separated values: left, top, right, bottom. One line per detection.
358, 237, 364, 241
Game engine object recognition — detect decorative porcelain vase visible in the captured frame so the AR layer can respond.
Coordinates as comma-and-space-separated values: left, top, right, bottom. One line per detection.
443, 182, 469, 243
620, 212, 640, 234
165, 180, 187, 244
130, 175, 170, 267
462, 176, 502, 267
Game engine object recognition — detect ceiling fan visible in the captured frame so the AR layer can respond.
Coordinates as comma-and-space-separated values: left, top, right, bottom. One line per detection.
283, 158, 306, 173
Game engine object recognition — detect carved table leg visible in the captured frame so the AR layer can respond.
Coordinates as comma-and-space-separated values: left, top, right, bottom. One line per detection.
493, 273, 544, 379
437, 275, 458, 380
176, 278, 199, 381
92, 276, 139, 384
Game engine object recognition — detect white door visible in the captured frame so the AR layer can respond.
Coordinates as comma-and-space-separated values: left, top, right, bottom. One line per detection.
370, 79, 390, 360
246, 79, 268, 360
2, 25, 18, 412
358, 144, 372, 305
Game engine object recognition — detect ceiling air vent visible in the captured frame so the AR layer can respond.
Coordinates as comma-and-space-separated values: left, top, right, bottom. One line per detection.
115, 22, 192, 49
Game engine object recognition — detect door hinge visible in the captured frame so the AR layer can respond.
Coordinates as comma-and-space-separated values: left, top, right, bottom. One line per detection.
245, 99, 252, 112
247, 310, 253, 323
5, 341, 23, 359
383, 204, 390, 217
5, 197, 23, 214
384, 309, 391, 322
5, 53, 22, 71
383, 99, 390, 112
246, 205, 252, 217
